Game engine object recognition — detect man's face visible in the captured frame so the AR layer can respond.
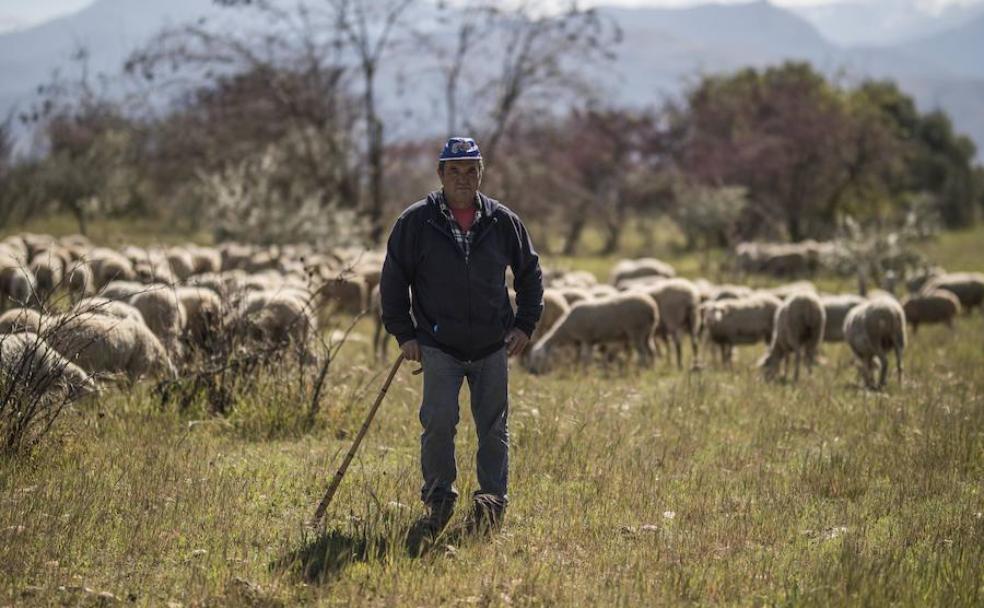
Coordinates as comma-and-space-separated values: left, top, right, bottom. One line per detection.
438, 160, 482, 201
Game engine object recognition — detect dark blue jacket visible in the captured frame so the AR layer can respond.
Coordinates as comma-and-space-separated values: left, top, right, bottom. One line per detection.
380, 190, 544, 361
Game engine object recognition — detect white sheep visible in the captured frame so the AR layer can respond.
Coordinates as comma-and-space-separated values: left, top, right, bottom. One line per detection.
65, 260, 95, 301
632, 278, 701, 369
72, 297, 145, 325
1, 332, 97, 401
0, 255, 36, 310
41, 314, 178, 382
128, 285, 188, 358
528, 292, 658, 374
234, 290, 318, 362
843, 298, 906, 390
609, 258, 675, 285
700, 293, 782, 366
0, 308, 44, 334
28, 250, 65, 303
820, 294, 865, 343
174, 286, 223, 350
100, 280, 147, 301
88, 249, 137, 288
762, 280, 817, 301
759, 292, 826, 381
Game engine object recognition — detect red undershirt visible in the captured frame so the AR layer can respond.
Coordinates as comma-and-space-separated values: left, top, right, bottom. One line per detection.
449, 205, 477, 232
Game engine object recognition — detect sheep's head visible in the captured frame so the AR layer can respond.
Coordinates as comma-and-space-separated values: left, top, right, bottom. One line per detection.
526, 345, 551, 375
757, 350, 781, 381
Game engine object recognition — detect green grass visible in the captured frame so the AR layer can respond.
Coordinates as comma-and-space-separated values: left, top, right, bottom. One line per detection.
1, 223, 983, 606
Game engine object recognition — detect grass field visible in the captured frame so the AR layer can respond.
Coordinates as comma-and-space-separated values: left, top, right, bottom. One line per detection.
1, 222, 982, 606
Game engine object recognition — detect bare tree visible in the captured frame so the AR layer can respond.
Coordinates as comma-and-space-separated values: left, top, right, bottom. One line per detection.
327, 0, 416, 244
466, 2, 621, 168
125, 1, 356, 206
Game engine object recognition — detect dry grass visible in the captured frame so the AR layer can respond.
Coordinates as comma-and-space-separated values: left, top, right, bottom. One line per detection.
0, 226, 982, 606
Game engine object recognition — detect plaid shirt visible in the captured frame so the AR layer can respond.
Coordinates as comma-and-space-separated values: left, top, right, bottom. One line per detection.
437, 193, 483, 262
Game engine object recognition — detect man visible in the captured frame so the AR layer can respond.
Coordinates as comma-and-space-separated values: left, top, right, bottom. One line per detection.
380, 137, 544, 535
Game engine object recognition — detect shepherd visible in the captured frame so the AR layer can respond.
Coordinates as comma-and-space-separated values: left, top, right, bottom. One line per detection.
380, 137, 544, 536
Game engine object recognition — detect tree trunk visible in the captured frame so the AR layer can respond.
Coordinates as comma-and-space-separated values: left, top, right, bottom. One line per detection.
562, 214, 587, 256
363, 67, 386, 245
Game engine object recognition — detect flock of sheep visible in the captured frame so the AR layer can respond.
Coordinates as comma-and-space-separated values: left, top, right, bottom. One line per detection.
1, 232, 379, 403
1, 232, 982, 408
517, 258, 981, 390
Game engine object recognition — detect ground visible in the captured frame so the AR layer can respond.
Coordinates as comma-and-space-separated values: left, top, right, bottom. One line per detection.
1, 221, 982, 606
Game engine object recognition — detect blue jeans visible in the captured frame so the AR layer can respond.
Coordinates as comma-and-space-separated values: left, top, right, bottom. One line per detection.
419, 344, 509, 506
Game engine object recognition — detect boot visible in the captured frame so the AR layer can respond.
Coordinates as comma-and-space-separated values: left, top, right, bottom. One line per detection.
466, 493, 506, 535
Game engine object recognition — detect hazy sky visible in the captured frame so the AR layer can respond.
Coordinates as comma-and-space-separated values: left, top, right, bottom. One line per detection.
0, 0, 978, 32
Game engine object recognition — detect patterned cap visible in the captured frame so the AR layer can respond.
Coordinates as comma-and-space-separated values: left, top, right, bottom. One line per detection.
439, 137, 482, 162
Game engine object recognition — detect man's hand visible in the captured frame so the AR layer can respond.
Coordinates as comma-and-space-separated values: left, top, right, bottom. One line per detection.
400, 339, 421, 362
505, 328, 530, 357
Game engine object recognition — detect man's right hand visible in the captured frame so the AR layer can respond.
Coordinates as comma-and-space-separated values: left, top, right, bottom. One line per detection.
400, 339, 421, 362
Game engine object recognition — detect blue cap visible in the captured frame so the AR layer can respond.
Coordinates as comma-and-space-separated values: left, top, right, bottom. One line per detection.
439, 137, 482, 162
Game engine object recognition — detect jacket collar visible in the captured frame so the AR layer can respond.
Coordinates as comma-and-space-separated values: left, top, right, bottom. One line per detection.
428, 190, 498, 218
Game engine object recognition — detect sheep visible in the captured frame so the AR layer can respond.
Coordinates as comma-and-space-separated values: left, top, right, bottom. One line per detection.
0, 256, 36, 310
759, 292, 826, 381
549, 270, 598, 289
42, 314, 178, 382
906, 266, 945, 294
233, 290, 318, 362
901, 289, 961, 332
28, 251, 65, 303
632, 278, 701, 369
165, 247, 196, 281
0, 308, 44, 334
762, 281, 817, 301
700, 293, 782, 366
1, 332, 97, 401
71, 297, 145, 325
820, 294, 865, 342
923, 272, 984, 313
609, 258, 676, 285
187, 246, 222, 275
315, 275, 368, 315
843, 298, 906, 390
65, 260, 95, 301
101, 280, 148, 302
555, 288, 591, 306
506, 288, 570, 362
527, 292, 658, 374
128, 286, 188, 358
588, 285, 620, 300
174, 286, 223, 351
219, 243, 254, 270
88, 249, 137, 288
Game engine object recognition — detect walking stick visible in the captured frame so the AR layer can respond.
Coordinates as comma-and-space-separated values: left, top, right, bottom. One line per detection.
310, 352, 420, 528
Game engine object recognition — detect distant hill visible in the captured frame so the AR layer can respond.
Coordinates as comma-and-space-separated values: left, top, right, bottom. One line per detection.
1, 0, 983, 157
790, 0, 984, 47
899, 11, 984, 79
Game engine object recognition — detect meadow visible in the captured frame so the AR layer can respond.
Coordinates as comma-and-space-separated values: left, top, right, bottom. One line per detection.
1, 220, 982, 606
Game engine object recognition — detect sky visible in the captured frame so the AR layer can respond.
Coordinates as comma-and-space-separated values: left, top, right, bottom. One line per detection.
0, 0, 978, 33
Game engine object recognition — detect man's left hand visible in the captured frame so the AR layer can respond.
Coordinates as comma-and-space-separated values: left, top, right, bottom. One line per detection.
505, 328, 530, 357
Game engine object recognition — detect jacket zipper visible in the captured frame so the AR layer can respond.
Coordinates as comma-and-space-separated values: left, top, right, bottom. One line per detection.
425, 215, 499, 357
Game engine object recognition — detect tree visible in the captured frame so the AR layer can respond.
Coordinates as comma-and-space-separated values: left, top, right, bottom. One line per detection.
670, 63, 909, 241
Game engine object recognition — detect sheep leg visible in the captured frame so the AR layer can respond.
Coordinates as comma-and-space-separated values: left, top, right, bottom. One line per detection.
793, 349, 801, 382
689, 331, 699, 368
578, 342, 593, 369
673, 333, 683, 370
877, 353, 888, 389
895, 346, 904, 386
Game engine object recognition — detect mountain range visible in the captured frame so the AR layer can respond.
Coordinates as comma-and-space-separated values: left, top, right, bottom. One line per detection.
1, 0, 983, 157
